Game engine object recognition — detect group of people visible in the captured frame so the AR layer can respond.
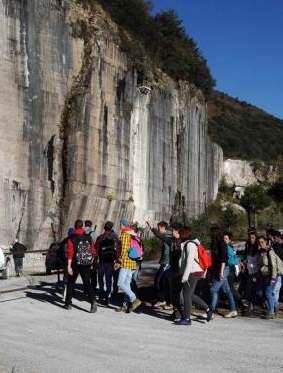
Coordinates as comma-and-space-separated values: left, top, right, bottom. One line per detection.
61, 218, 142, 314
49, 218, 283, 324
148, 223, 283, 324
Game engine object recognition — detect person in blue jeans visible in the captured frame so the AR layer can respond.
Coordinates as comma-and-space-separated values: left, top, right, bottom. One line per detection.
207, 227, 237, 321
258, 235, 277, 319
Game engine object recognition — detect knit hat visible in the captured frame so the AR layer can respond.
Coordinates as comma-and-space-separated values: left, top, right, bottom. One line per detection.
67, 227, 75, 237
121, 218, 129, 227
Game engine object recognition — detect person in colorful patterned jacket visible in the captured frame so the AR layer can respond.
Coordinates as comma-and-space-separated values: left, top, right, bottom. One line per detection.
115, 218, 142, 313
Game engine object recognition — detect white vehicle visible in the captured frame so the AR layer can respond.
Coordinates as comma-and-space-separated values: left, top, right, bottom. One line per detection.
0, 247, 10, 279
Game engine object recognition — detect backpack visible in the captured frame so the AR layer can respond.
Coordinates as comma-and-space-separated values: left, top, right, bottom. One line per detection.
188, 241, 212, 270
227, 244, 239, 267
71, 235, 93, 266
128, 235, 144, 261
98, 237, 117, 261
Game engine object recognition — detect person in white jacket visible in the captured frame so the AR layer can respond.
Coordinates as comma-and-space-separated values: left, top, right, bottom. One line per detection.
176, 228, 210, 325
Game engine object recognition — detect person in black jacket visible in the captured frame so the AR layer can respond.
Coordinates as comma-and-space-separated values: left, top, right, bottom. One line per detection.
207, 227, 237, 321
147, 221, 183, 321
10, 238, 27, 276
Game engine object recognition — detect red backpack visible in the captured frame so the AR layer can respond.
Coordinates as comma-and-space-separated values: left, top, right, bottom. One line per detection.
187, 241, 212, 270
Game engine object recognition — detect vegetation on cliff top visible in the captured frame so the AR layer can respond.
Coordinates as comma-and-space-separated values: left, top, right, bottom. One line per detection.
88, 0, 215, 96
78, 0, 283, 162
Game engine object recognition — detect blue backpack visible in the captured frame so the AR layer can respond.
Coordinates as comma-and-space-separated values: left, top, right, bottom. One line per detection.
227, 244, 239, 266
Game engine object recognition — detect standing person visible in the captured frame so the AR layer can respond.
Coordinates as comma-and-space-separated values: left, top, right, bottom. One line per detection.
58, 227, 74, 299
10, 239, 27, 277
258, 235, 278, 319
272, 231, 283, 315
224, 232, 242, 312
176, 227, 210, 325
207, 227, 237, 321
115, 218, 141, 313
84, 220, 98, 293
151, 221, 172, 308
242, 232, 261, 315
64, 219, 98, 313
96, 221, 120, 305
147, 221, 183, 321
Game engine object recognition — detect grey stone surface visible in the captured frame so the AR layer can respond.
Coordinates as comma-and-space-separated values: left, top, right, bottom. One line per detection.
0, 0, 223, 250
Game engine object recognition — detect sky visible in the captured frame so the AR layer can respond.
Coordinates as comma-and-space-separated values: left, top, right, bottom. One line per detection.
152, 0, 283, 119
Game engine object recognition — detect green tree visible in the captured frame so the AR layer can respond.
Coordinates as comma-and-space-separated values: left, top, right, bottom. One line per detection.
240, 184, 272, 228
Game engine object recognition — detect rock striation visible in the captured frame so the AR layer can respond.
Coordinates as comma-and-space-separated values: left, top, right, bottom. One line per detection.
0, 0, 223, 248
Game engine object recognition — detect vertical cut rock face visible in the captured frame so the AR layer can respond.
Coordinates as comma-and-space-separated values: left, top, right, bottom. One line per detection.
0, 0, 222, 248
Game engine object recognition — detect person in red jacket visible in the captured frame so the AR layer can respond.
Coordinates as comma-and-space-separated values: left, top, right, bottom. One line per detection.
64, 219, 98, 313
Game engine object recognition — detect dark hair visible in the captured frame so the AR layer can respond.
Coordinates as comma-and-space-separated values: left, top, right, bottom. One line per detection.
84, 220, 92, 227
266, 228, 275, 236
179, 226, 193, 241
104, 221, 113, 231
273, 230, 282, 238
210, 226, 224, 254
258, 235, 267, 242
74, 219, 83, 229
157, 221, 169, 230
223, 231, 233, 240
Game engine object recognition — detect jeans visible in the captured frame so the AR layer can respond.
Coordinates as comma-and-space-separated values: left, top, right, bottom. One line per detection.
273, 275, 282, 309
117, 268, 137, 307
259, 275, 276, 314
210, 266, 236, 312
131, 260, 142, 293
14, 257, 24, 275
98, 261, 114, 300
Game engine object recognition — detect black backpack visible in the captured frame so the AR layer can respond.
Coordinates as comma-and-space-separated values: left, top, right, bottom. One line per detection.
98, 237, 117, 261
71, 234, 93, 266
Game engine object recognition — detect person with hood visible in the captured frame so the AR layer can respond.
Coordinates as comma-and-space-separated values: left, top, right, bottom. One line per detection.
84, 220, 98, 293
115, 218, 142, 313
176, 227, 210, 325
64, 219, 97, 313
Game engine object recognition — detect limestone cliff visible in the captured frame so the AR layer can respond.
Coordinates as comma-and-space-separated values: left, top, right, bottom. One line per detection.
0, 0, 223, 248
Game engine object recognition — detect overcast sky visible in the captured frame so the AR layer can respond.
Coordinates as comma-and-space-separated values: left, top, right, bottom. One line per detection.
153, 0, 283, 119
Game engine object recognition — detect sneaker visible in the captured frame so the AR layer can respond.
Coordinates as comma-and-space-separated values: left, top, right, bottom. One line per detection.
163, 304, 174, 310
130, 298, 142, 312
115, 306, 127, 313
90, 301, 97, 313
206, 309, 214, 322
224, 311, 238, 318
153, 301, 166, 309
175, 319, 191, 326
170, 309, 181, 321
261, 313, 275, 320
64, 304, 72, 310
